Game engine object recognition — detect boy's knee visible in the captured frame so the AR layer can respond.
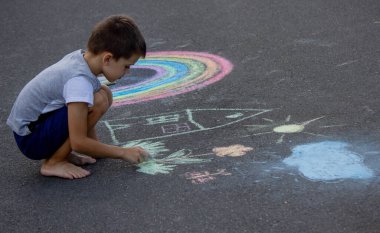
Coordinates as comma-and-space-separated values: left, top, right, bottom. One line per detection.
100, 85, 113, 107
93, 89, 110, 114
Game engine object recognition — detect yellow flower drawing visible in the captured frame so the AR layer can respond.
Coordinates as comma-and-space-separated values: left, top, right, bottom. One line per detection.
212, 144, 253, 157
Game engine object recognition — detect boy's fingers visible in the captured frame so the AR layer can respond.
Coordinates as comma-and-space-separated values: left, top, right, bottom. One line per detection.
140, 149, 150, 159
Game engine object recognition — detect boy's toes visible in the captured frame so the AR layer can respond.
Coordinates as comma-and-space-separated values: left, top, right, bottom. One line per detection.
69, 170, 80, 179
72, 167, 90, 178
76, 167, 91, 178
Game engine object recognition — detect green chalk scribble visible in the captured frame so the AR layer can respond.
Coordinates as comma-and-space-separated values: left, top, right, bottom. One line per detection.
136, 161, 176, 175
137, 149, 211, 175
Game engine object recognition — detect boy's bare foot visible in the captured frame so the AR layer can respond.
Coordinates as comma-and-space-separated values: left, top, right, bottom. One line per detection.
40, 160, 90, 179
68, 152, 97, 165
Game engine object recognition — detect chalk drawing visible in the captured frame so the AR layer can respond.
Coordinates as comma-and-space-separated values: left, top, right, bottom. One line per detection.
226, 113, 244, 118
262, 118, 273, 123
176, 40, 193, 49
120, 140, 212, 175
161, 123, 191, 134
98, 51, 233, 107
283, 141, 374, 182
244, 115, 341, 144
138, 144, 252, 177
184, 169, 232, 184
212, 144, 253, 157
102, 108, 271, 145
137, 149, 211, 175
319, 124, 346, 128
137, 161, 177, 175
149, 38, 167, 48
145, 114, 179, 125
120, 140, 251, 177
336, 60, 358, 67
294, 38, 335, 47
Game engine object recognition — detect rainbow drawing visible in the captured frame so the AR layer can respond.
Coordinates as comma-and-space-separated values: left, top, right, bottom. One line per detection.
100, 51, 233, 106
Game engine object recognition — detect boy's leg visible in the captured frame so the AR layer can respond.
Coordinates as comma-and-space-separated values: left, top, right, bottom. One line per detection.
40, 139, 88, 179
69, 85, 112, 165
41, 86, 112, 179
87, 85, 113, 141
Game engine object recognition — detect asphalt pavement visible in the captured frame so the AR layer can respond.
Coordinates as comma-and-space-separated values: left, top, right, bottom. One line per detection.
1, 0, 380, 232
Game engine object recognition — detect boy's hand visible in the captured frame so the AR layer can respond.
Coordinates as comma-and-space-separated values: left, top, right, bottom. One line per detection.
120, 147, 150, 164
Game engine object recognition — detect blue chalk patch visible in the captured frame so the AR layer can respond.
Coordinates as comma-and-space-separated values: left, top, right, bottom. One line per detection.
283, 141, 374, 181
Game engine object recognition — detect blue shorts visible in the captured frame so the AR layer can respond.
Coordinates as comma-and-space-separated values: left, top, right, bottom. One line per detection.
13, 106, 69, 160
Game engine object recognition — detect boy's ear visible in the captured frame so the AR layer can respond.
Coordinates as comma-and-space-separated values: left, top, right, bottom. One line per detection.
102, 52, 113, 65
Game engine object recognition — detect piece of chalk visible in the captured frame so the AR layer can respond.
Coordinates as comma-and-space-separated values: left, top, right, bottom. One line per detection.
105, 81, 116, 86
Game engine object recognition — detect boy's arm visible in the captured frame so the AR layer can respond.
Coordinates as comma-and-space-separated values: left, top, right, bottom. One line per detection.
67, 102, 148, 163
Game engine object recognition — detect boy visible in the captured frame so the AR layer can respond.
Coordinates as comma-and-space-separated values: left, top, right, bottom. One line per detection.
7, 15, 150, 179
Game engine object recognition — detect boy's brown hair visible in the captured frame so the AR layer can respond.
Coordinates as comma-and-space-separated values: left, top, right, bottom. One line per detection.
87, 15, 146, 60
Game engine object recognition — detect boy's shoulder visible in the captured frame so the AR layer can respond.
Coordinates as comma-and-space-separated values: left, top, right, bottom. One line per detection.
36, 50, 98, 86
24, 49, 101, 97
45, 50, 88, 76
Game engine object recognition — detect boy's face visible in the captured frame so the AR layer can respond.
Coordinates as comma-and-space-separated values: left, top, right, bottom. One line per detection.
102, 53, 141, 82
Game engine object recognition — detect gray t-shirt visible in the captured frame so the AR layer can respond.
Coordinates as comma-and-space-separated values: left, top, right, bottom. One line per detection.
7, 49, 102, 136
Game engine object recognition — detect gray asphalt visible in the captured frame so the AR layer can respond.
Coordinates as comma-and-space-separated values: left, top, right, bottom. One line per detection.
1, 0, 380, 232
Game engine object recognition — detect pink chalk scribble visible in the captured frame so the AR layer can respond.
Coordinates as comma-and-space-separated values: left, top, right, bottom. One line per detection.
184, 169, 232, 184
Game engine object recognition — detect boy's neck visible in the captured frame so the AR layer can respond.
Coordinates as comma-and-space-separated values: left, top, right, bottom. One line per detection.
83, 51, 103, 76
